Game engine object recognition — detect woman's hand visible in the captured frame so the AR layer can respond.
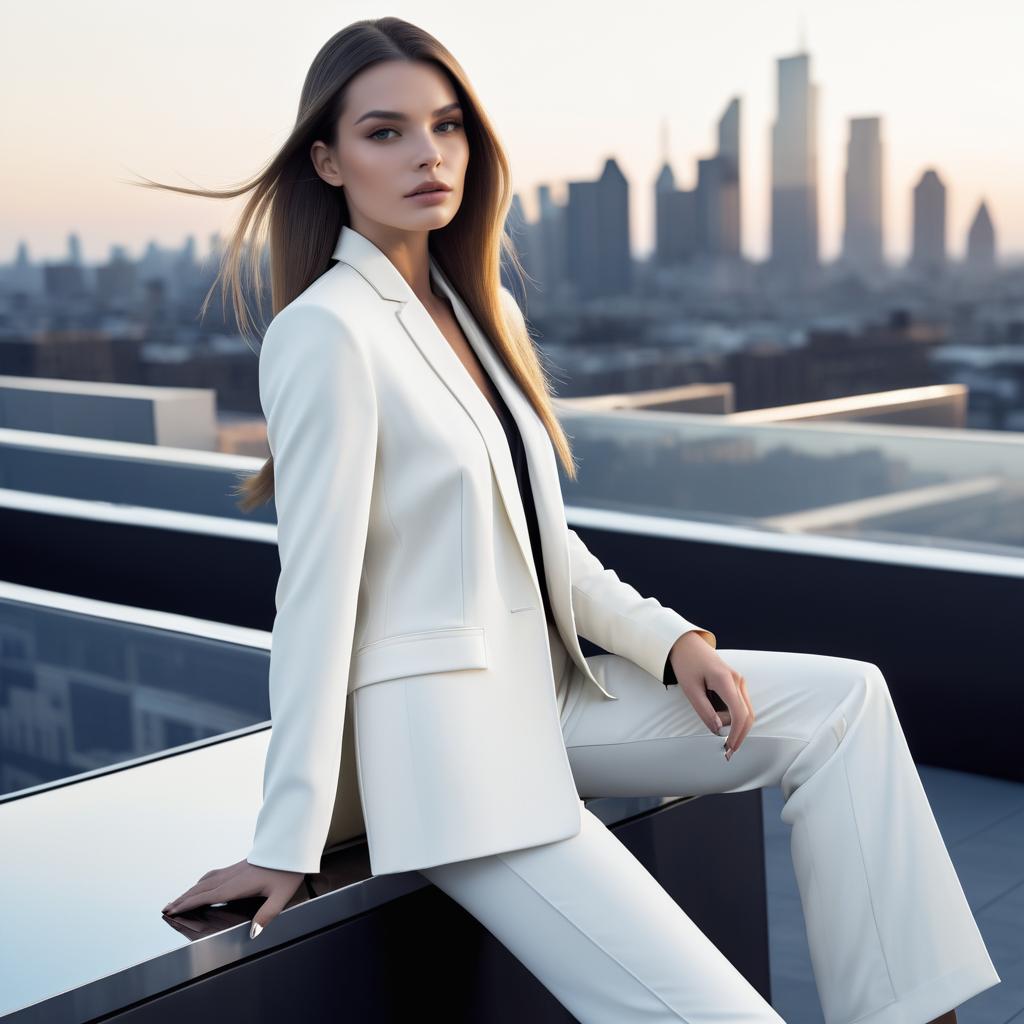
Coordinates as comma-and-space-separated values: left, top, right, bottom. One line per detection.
162, 858, 305, 937
667, 632, 755, 761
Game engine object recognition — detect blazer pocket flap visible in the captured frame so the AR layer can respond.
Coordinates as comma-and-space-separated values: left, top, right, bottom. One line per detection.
351, 626, 487, 690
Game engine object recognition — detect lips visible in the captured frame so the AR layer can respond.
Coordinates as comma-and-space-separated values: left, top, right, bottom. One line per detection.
406, 182, 451, 196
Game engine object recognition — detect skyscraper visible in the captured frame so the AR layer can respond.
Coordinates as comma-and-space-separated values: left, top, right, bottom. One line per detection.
654, 158, 698, 268
655, 99, 740, 268
654, 160, 680, 267
842, 116, 885, 277
695, 155, 724, 257
770, 52, 820, 279
966, 199, 997, 275
566, 157, 631, 299
717, 97, 741, 259
910, 169, 947, 277
535, 184, 568, 302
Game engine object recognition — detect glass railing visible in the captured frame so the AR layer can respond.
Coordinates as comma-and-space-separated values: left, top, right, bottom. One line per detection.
0, 426, 271, 522
4, 409, 1024, 570
556, 407, 1024, 563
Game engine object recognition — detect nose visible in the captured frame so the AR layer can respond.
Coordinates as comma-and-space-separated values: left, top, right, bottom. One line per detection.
413, 134, 443, 168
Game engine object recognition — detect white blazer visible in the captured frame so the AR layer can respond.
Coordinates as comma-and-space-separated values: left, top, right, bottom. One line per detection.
246, 225, 716, 877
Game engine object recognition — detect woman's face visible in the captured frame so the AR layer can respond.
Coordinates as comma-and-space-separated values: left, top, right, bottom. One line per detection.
313, 59, 469, 241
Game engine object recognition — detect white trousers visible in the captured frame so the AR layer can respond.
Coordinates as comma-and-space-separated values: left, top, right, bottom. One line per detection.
420, 622, 1001, 1024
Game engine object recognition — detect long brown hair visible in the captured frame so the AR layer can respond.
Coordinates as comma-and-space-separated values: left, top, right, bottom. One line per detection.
126, 16, 578, 513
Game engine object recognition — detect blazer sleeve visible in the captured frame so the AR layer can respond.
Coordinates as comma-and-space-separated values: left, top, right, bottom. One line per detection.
497, 286, 716, 685
566, 527, 717, 685
246, 302, 378, 875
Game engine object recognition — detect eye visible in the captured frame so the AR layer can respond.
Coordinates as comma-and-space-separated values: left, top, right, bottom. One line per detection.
368, 120, 463, 142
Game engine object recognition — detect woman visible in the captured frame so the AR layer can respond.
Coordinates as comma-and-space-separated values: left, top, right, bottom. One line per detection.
155, 18, 999, 1024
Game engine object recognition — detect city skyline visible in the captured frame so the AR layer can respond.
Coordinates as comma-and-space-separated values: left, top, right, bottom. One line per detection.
3, 0, 1022, 263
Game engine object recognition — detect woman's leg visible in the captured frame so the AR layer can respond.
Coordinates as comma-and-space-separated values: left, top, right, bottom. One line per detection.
419, 623, 785, 1023
421, 801, 786, 1023
559, 647, 1000, 1024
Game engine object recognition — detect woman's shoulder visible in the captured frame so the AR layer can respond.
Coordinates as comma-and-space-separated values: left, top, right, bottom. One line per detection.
260, 265, 373, 366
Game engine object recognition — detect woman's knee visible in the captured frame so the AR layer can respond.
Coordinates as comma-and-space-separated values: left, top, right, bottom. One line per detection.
838, 658, 893, 713
805, 653, 890, 713
777, 658, 894, 804
753, 652, 890, 751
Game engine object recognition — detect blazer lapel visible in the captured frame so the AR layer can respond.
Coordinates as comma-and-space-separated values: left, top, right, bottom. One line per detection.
428, 264, 606, 694
332, 225, 605, 694
398, 290, 544, 601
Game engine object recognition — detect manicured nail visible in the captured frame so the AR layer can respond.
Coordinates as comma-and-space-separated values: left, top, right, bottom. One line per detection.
250, 920, 263, 939
714, 716, 723, 733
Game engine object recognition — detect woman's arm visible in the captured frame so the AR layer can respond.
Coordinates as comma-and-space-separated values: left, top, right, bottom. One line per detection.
567, 527, 716, 684
246, 302, 378, 875
497, 286, 715, 683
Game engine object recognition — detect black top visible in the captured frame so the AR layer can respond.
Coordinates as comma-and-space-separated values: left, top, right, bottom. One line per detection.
485, 375, 557, 628
481, 367, 677, 688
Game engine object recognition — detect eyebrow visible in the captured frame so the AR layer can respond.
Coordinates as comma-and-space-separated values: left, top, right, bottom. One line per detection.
354, 102, 463, 126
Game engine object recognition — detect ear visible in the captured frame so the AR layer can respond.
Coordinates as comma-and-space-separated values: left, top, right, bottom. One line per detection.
310, 140, 343, 188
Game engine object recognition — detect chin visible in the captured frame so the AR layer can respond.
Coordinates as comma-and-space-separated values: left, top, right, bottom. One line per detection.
409, 210, 458, 230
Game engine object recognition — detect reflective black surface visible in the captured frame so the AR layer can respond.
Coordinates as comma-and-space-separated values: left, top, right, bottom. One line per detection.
0, 596, 270, 797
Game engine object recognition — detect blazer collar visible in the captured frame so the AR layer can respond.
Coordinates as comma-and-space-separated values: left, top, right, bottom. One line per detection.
332, 225, 415, 302
332, 224, 604, 693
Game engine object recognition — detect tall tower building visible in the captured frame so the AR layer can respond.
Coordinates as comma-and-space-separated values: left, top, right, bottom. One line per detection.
536, 184, 568, 299
966, 199, 996, 275
653, 115, 717, 267
910, 169, 947, 276
566, 157, 631, 299
694, 99, 742, 260
770, 52, 820, 278
842, 116, 884, 276
717, 97, 741, 258
695, 155, 723, 256
655, 158, 679, 267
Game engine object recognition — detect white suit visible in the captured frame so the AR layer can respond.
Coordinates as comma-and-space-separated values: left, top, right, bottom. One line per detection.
247, 224, 714, 878
248, 225, 1000, 1023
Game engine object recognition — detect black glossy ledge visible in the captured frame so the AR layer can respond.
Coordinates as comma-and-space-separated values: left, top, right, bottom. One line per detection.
2, 723, 768, 1022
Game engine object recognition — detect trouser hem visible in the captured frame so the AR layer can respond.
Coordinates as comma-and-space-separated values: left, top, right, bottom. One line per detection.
836, 957, 1000, 1024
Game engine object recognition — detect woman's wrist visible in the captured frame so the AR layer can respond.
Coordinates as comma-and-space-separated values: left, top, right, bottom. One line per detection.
663, 629, 715, 687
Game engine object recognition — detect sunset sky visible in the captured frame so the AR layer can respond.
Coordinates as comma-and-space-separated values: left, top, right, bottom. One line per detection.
3, 0, 1022, 265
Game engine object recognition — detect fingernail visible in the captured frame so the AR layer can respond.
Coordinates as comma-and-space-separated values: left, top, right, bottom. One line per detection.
714, 716, 723, 732
250, 920, 263, 939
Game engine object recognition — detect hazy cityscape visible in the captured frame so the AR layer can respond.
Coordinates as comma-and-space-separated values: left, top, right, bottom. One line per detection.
2, 46, 1022, 441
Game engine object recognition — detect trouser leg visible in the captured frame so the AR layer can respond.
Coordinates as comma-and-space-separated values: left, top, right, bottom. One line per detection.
421, 802, 785, 1023
417, 621, 782, 1022
560, 647, 1001, 1024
